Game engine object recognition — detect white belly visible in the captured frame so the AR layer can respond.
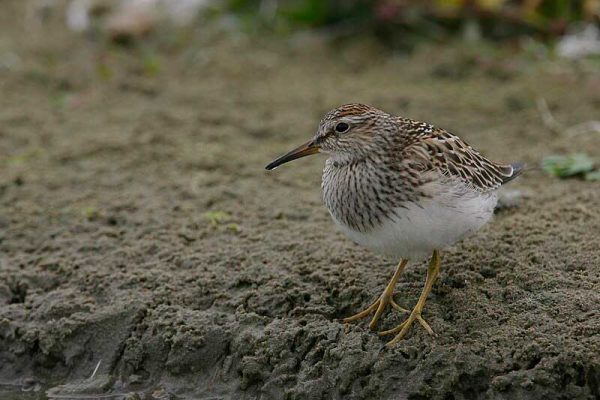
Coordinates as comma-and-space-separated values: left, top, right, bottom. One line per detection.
330, 191, 498, 260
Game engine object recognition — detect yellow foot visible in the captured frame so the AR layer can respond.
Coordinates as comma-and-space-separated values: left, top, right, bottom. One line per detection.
342, 295, 410, 331
342, 259, 409, 330
380, 249, 441, 347
379, 309, 435, 346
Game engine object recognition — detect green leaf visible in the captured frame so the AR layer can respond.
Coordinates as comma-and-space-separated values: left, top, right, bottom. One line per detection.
203, 211, 230, 226
585, 170, 600, 181
541, 153, 595, 178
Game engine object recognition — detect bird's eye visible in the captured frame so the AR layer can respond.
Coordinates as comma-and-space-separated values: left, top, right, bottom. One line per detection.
335, 122, 350, 133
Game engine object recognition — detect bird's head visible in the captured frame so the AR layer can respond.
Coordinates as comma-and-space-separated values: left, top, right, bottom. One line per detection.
265, 104, 394, 170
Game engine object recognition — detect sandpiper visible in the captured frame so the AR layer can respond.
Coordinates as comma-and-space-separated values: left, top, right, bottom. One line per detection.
265, 104, 523, 346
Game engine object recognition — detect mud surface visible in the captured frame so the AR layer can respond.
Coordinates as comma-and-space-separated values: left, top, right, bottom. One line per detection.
1, 2, 599, 399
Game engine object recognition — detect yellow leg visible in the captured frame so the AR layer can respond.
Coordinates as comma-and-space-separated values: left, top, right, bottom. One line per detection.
343, 259, 408, 330
342, 260, 433, 333
380, 249, 441, 346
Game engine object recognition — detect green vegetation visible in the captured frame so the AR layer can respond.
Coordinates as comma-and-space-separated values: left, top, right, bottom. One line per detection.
203, 211, 231, 227
225, 0, 599, 41
542, 153, 598, 180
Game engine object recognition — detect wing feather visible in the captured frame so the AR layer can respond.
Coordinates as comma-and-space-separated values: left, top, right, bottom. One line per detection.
401, 125, 519, 192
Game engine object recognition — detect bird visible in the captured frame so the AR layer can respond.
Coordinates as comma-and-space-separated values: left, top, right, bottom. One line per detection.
265, 103, 523, 346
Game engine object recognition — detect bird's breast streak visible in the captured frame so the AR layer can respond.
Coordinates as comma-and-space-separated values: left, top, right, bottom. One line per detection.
327, 187, 498, 260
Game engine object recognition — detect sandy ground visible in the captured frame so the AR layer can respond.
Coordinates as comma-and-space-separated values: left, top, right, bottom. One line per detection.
1, 2, 599, 399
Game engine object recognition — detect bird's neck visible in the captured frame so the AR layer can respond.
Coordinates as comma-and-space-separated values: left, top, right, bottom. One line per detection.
325, 151, 369, 168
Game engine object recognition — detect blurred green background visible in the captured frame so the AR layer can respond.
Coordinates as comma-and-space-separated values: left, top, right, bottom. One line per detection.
52, 0, 600, 47
227, 0, 599, 40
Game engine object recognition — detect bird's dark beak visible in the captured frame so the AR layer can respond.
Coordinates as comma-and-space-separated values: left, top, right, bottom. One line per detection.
265, 140, 320, 170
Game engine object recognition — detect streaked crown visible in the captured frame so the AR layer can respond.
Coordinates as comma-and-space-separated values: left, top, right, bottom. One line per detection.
314, 103, 396, 158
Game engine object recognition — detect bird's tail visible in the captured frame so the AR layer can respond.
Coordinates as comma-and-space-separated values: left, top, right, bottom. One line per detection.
501, 162, 525, 184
